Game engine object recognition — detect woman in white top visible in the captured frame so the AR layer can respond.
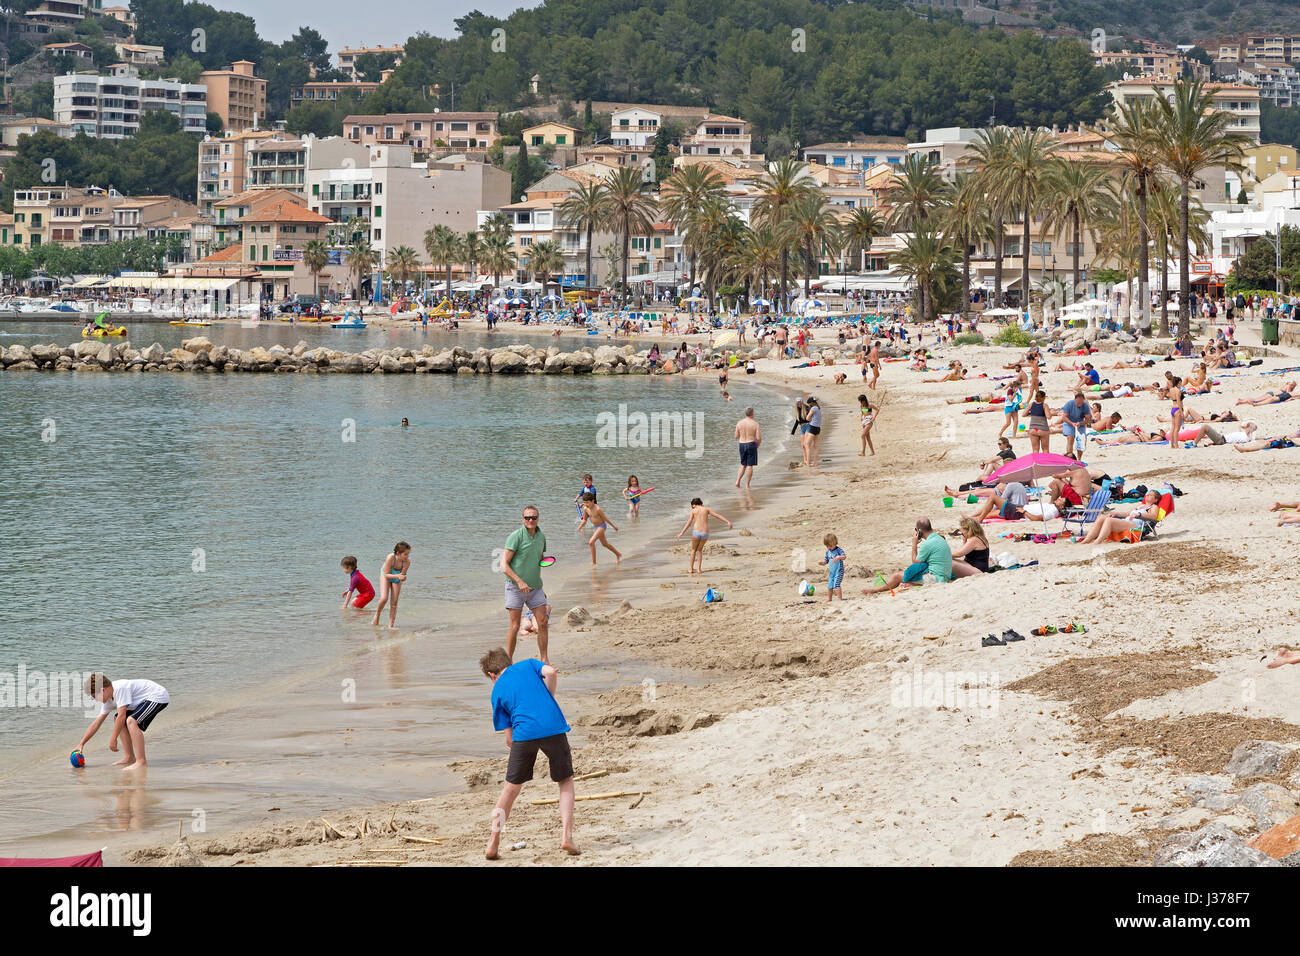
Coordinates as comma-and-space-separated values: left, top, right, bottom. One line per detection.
857, 394, 877, 456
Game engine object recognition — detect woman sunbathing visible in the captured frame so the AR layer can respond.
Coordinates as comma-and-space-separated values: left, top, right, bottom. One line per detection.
1097, 426, 1166, 446
1270, 501, 1300, 526
924, 362, 966, 383
1234, 433, 1300, 452
1104, 357, 1155, 369
1075, 490, 1163, 544
1236, 382, 1297, 406
947, 391, 1002, 405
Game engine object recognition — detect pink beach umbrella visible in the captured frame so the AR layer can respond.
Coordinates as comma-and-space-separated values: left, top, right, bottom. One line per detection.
984, 452, 1085, 487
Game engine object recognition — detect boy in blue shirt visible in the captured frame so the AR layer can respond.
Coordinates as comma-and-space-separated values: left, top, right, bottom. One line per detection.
480, 647, 579, 860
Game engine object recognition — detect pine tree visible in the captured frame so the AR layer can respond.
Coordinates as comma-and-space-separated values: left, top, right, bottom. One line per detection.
513, 139, 530, 203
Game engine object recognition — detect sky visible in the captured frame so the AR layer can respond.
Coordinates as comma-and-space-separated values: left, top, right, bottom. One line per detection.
213, 0, 539, 50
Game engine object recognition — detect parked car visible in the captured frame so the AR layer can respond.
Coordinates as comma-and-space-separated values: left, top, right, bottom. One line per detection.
277, 294, 320, 313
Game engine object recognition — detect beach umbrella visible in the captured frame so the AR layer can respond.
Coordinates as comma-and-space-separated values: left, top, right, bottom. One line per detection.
984, 452, 1085, 487
713, 329, 739, 347
752, 298, 771, 307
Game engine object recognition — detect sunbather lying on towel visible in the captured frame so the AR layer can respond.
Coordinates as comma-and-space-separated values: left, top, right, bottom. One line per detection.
1270, 501, 1300, 526
1188, 422, 1258, 446
1233, 433, 1300, 452
1097, 426, 1167, 445
1236, 381, 1297, 406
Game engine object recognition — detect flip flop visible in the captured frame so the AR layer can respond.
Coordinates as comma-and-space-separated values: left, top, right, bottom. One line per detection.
1033, 625, 1058, 636
1002, 629, 1027, 643
982, 634, 1005, 647
1060, 622, 1086, 633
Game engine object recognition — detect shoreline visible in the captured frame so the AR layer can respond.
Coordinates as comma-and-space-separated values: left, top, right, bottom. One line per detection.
38, 333, 1300, 866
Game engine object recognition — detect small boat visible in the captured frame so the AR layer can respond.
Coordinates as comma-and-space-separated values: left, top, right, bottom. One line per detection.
331, 311, 366, 329
168, 320, 212, 327
82, 326, 127, 337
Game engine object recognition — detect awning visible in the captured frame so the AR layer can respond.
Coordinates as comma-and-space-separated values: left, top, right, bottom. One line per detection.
70, 275, 110, 288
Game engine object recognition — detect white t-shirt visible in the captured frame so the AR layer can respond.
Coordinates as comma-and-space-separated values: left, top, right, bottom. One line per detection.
101, 678, 169, 716
1224, 430, 1254, 444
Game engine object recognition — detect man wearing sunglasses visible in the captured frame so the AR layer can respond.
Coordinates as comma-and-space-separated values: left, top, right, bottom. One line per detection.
503, 506, 550, 663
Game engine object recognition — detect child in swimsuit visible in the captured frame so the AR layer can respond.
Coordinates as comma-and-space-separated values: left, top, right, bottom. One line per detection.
820, 533, 846, 602
371, 541, 411, 628
340, 555, 375, 610
623, 474, 645, 517
675, 497, 732, 575
574, 473, 596, 520
580, 493, 621, 564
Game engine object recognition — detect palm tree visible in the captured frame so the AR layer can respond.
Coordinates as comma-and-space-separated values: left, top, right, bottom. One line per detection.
753, 157, 815, 313
462, 230, 483, 285
386, 245, 421, 297
344, 240, 380, 310
987, 128, 1061, 316
842, 207, 885, 273
482, 211, 512, 239
423, 225, 464, 301
727, 224, 783, 305
892, 228, 957, 323
482, 232, 516, 290
303, 239, 330, 298
969, 127, 1015, 308
882, 154, 948, 232
1042, 158, 1113, 308
599, 166, 657, 308
659, 164, 728, 298
556, 181, 608, 294
1151, 78, 1250, 338
1148, 181, 1212, 337
785, 192, 842, 300
691, 196, 742, 309
942, 172, 994, 319
527, 239, 564, 295
1105, 97, 1162, 332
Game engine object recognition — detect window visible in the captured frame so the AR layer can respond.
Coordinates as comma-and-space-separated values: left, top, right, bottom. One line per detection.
262, 245, 269, 259
532, 135, 543, 146
413, 122, 422, 130
375, 183, 382, 194
365, 126, 374, 135
312, 184, 319, 196
653, 237, 661, 249
832, 156, 846, 166
374, 206, 382, 218
373, 229, 381, 239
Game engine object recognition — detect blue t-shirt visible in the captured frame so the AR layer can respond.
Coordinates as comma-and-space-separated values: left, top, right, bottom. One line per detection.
1061, 399, 1088, 425
1084, 368, 1100, 385
491, 658, 570, 742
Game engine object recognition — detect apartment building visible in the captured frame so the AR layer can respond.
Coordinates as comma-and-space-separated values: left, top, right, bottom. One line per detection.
211, 188, 303, 247
678, 114, 754, 159
199, 60, 267, 132
343, 112, 500, 150
1092, 49, 1210, 80
1107, 77, 1260, 142
336, 44, 405, 81
609, 108, 661, 148
14, 185, 205, 258
238, 200, 335, 299
290, 81, 379, 107
245, 134, 368, 195
1244, 142, 1299, 183
1209, 33, 1300, 66
307, 145, 510, 268
803, 140, 907, 172
575, 144, 649, 168
522, 122, 579, 147
477, 170, 618, 287
19, 0, 93, 36
55, 65, 207, 139
197, 129, 277, 218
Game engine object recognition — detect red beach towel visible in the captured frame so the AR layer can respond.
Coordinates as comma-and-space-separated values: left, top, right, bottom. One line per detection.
0, 850, 103, 867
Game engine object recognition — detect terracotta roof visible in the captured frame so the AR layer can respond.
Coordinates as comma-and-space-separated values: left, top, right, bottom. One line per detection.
200, 243, 243, 263
240, 201, 332, 225
216, 188, 303, 209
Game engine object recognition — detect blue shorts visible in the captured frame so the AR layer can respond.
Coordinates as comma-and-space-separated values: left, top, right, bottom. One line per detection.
902, 562, 928, 584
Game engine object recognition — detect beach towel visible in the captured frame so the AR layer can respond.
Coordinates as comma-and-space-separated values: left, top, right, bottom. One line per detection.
0, 850, 103, 867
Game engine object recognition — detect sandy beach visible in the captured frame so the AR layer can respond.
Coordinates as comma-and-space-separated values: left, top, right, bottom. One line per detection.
120, 322, 1300, 867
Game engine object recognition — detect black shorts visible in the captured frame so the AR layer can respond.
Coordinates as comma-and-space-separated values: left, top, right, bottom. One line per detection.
126, 700, 167, 732
738, 441, 758, 467
505, 733, 574, 785
807, 425, 821, 436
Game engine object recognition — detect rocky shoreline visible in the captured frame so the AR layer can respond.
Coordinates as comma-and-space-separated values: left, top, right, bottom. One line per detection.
0, 337, 781, 375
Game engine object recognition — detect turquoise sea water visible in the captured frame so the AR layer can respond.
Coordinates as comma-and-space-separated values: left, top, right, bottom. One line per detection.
0, 322, 796, 854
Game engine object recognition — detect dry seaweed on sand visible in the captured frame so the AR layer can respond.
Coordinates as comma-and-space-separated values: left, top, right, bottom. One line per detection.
1005, 649, 1218, 721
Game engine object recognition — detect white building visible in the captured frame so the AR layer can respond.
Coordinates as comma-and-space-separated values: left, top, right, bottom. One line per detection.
679, 114, 754, 159
1107, 77, 1261, 143
55, 65, 207, 139
803, 140, 907, 171
610, 107, 662, 149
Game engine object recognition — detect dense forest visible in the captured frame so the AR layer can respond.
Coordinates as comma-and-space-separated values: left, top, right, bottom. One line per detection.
1024, 0, 1300, 45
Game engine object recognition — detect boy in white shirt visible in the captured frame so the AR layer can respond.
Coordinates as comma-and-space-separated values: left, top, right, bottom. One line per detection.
79, 674, 170, 770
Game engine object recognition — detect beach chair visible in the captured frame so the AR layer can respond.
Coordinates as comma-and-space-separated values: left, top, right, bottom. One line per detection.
1140, 491, 1175, 540
1063, 485, 1111, 536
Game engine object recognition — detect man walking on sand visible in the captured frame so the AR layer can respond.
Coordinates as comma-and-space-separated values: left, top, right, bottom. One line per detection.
503, 505, 550, 663
480, 647, 579, 859
735, 406, 761, 488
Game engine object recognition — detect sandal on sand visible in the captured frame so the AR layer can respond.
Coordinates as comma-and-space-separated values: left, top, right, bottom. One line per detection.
1059, 622, 1086, 633
982, 634, 1005, 647
1033, 625, 1058, 636
1002, 629, 1027, 643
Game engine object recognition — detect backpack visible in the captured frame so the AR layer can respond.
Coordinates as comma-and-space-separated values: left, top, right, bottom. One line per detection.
1236, 293, 1246, 309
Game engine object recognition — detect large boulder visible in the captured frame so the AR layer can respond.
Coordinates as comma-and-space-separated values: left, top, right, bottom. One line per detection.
1154, 822, 1281, 867
568, 351, 595, 372
1238, 783, 1300, 831
544, 353, 570, 374
167, 348, 198, 365
593, 345, 623, 366
30, 343, 61, 365
248, 346, 276, 366
209, 345, 230, 367
4, 345, 33, 365
490, 349, 526, 373
96, 344, 115, 367
427, 350, 455, 372
378, 353, 400, 373
140, 343, 166, 364
1226, 740, 1289, 778
181, 336, 214, 354
73, 340, 102, 359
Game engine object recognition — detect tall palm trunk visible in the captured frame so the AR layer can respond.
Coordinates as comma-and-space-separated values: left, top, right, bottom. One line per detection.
780, 248, 789, 314
1136, 173, 1149, 333
1159, 229, 1170, 337
961, 236, 971, 320
621, 220, 630, 309
584, 223, 593, 291
1071, 210, 1081, 306
804, 239, 814, 299
1021, 201, 1031, 316
1178, 179, 1191, 339
993, 218, 1004, 308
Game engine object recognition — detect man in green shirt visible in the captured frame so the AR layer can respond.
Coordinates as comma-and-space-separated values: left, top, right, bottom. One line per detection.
862, 517, 952, 594
503, 505, 550, 662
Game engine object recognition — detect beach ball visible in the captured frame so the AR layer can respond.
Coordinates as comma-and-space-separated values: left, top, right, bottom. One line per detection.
70, 750, 85, 768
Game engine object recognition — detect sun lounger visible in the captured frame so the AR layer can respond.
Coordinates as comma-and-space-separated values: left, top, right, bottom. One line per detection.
1063, 485, 1111, 536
